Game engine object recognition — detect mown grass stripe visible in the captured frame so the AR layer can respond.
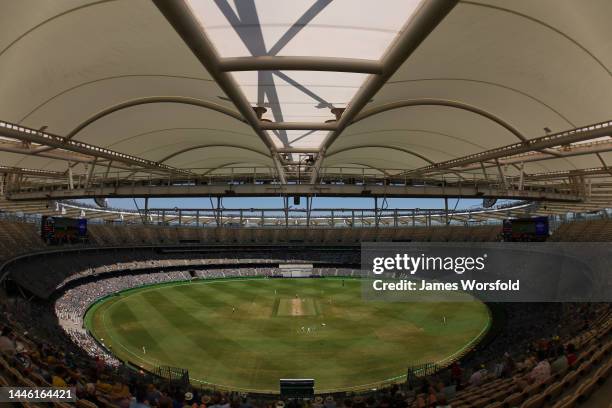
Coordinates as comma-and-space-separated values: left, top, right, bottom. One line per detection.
86, 277, 491, 393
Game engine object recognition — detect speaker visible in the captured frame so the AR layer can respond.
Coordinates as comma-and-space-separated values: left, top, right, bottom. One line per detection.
293, 196, 301, 205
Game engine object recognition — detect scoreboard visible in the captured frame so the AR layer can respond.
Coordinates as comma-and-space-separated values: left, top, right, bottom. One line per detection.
502, 216, 549, 242
41, 216, 87, 244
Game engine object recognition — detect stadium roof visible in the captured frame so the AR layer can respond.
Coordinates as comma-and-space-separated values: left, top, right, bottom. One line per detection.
0, 0, 611, 216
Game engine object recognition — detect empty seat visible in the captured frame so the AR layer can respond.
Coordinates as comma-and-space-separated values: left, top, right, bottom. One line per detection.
552, 394, 577, 408
502, 392, 523, 407
520, 393, 546, 408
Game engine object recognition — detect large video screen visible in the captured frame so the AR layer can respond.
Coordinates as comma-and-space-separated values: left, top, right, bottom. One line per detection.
502, 216, 549, 242
41, 216, 87, 244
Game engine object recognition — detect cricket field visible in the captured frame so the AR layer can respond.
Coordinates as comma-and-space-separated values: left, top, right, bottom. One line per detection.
85, 277, 490, 393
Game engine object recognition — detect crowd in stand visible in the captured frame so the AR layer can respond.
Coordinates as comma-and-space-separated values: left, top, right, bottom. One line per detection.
2, 292, 609, 408
1, 264, 610, 408
6, 249, 360, 298
53, 266, 325, 367
55, 271, 191, 324
54, 266, 357, 329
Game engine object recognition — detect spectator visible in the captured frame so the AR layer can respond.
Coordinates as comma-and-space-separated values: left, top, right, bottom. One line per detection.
0, 327, 16, 356
469, 365, 487, 386
528, 350, 551, 384
426, 386, 438, 406
550, 345, 568, 374
51, 366, 68, 388
129, 387, 149, 408
501, 352, 516, 378
110, 379, 132, 405
238, 394, 251, 408
450, 361, 463, 386
82, 383, 101, 405
565, 343, 577, 366
312, 396, 324, 408
183, 392, 194, 408
435, 393, 451, 408
159, 397, 174, 408
146, 384, 162, 406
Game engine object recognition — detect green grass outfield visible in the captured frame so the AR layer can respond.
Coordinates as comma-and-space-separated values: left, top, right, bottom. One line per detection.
85, 277, 490, 393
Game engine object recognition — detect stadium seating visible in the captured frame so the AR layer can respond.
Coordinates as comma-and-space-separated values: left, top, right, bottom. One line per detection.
2, 279, 611, 408
0, 219, 44, 261
549, 218, 612, 242
1, 218, 612, 407
3, 266, 611, 408
4, 246, 360, 298
58, 216, 612, 245
85, 223, 503, 246
0, 219, 502, 265
0, 218, 506, 266
443, 318, 612, 408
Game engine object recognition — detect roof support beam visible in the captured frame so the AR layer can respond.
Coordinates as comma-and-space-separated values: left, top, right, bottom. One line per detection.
85, 157, 98, 188
152, 0, 286, 183
351, 98, 564, 159
480, 162, 489, 181
66, 97, 245, 140
277, 147, 319, 154
0, 146, 131, 176
456, 140, 612, 172
0, 165, 65, 179
404, 120, 612, 176
326, 145, 435, 164
158, 144, 271, 163
595, 153, 611, 174
260, 122, 337, 131
520, 166, 612, 181
495, 159, 507, 188
518, 162, 525, 190
273, 156, 286, 184
0, 142, 94, 164
354, 99, 528, 141
6, 183, 582, 202
0, 120, 188, 175
33, 96, 247, 155
310, 0, 460, 183
218, 56, 384, 74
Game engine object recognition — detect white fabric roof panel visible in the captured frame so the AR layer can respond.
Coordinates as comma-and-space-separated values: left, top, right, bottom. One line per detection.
187, 0, 422, 60
186, 0, 422, 149
0, 0, 272, 175
336, 106, 522, 167
331, 0, 611, 176
1, 0, 218, 124
28, 104, 269, 172
367, 0, 612, 133
0, 0, 610, 194
232, 70, 367, 121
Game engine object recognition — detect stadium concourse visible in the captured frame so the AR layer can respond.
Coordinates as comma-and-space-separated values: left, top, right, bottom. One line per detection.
1, 0, 612, 407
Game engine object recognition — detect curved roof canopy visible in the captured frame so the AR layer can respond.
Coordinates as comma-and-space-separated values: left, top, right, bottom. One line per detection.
0, 0, 611, 214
